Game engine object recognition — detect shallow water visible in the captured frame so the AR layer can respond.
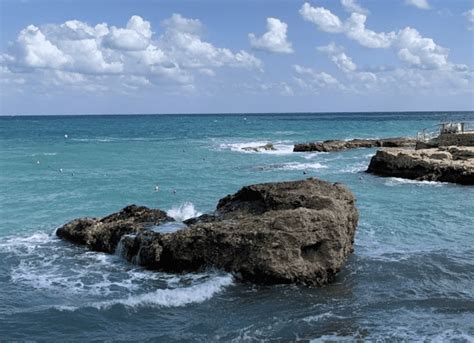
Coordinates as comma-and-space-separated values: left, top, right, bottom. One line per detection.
0, 112, 473, 341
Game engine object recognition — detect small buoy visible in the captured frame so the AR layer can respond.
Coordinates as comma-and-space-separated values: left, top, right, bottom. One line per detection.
59, 168, 63, 173
172, 189, 177, 194
155, 186, 160, 192
303, 170, 307, 175
36, 160, 40, 165
64, 134, 68, 138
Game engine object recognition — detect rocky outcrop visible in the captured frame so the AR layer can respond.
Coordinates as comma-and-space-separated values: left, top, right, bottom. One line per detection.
56, 178, 358, 287
56, 205, 173, 253
366, 147, 474, 185
241, 143, 276, 152
294, 137, 415, 152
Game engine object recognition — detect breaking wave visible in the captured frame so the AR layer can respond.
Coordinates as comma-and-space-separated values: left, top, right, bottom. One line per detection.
384, 177, 448, 187
88, 273, 234, 310
218, 141, 294, 155
256, 162, 327, 171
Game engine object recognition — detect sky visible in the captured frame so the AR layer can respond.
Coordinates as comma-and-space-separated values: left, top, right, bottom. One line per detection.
0, 0, 473, 115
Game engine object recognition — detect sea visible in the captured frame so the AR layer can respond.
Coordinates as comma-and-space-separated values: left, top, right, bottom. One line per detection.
0, 112, 473, 342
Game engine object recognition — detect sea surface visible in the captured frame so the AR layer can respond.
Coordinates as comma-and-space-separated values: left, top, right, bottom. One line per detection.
0, 112, 473, 342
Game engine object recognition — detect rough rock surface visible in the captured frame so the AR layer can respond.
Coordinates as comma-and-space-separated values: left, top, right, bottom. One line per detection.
294, 137, 415, 152
366, 147, 474, 185
56, 205, 173, 253
57, 178, 358, 287
241, 143, 276, 152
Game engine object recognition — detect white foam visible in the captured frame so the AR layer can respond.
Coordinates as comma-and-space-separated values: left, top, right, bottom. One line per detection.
274, 162, 327, 171
167, 202, 202, 221
219, 141, 294, 155
303, 312, 344, 323
302, 152, 327, 160
385, 177, 447, 187
0, 232, 56, 256
339, 162, 367, 174
87, 273, 234, 310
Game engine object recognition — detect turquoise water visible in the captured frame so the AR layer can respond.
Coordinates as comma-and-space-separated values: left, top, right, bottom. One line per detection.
0, 112, 473, 341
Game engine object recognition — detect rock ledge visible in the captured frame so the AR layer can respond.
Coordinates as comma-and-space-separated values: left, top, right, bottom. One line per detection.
294, 137, 415, 152
366, 147, 474, 185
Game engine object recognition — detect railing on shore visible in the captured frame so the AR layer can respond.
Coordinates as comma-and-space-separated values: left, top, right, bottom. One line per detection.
416, 122, 474, 142
416, 125, 439, 142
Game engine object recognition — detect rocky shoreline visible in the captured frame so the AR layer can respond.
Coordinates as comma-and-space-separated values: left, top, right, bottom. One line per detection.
367, 146, 474, 185
293, 137, 415, 152
57, 178, 358, 287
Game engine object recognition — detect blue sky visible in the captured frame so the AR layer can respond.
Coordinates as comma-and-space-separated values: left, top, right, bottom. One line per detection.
0, 0, 473, 115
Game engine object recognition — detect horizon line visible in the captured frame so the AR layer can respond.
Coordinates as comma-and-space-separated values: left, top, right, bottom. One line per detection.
1, 109, 473, 117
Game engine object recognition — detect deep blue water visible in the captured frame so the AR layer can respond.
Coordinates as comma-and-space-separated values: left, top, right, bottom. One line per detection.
0, 112, 473, 341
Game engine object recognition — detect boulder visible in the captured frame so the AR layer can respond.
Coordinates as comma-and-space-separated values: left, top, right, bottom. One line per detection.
366, 147, 474, 185
294, 137, 415, 152
57, 178, 358, 287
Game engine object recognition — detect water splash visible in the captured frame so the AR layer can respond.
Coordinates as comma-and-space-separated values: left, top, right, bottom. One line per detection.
167, 202, 202, 221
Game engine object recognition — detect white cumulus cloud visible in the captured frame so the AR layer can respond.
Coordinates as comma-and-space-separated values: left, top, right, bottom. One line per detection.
341, 0, 369, 15
1, 14, 262, 92
463, 9, 474, 30
293, 64, 343, 93
317, 42, 357, 72
16, 25, 70, 69
299, 3, 345, 33
396, 27, 448, 69
249, 17, 293, 54
300, 2, 452, 69
405, 0, 430, 10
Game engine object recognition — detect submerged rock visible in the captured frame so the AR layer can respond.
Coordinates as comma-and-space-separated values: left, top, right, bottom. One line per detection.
366, 147, 474, 185
57, 178, 358, 287
294, 137, 415, 152
241, 143, 276, 152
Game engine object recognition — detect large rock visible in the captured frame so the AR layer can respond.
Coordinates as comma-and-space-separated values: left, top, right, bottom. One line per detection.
57, 178, 358, 287
294, 137, 415, 152
366, 147, 474, 185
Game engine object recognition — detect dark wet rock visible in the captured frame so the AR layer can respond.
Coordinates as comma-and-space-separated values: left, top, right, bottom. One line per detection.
56, 205, 173, 253
293, 137, 415, 152
366, 147, 474, 185
57, 178, 358, 287
241, 143, 276, 152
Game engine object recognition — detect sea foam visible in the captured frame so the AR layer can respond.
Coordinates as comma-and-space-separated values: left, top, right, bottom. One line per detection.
218, 141, 294, 155
384, 177, 447, 187
167, 202, 202, 221
90, 273, 234, 310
